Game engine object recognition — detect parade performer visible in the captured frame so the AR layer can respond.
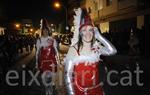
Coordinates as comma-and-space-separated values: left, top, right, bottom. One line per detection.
64, 8, 117, 95
36, 18, 60, 95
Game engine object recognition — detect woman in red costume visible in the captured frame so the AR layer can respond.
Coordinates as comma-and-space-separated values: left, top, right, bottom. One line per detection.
36, 18, 60, 95
64, 8, 117, 95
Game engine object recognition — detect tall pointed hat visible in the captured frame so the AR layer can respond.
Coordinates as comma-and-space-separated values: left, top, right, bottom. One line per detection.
40, 18, 51, 35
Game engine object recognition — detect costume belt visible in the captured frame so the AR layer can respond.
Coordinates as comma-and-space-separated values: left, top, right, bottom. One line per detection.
75, 80, 102, 95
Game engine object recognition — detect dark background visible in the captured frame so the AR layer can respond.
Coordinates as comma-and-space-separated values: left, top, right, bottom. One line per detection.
0, 0, 67, 26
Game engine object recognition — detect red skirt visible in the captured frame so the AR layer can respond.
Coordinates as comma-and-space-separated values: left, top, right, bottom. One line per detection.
39, 46, 57, 73
39, 59, 57, 73
73, 62, 103, 95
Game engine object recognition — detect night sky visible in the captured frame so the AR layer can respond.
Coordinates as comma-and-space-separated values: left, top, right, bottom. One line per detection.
0, 0, 66, 25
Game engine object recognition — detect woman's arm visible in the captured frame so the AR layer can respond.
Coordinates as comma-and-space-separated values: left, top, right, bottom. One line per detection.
35, 39, 40, 68
64, 47, 75, 95
94, 27, 117, 56
53, 39, 61, 66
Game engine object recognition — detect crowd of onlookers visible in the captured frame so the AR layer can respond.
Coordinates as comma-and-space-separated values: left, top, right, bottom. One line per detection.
0, 32, 38, 82
0, 33, 36, 65
0, 31, 72, 62
1, 26, 149, 61
0, 26, 149, 72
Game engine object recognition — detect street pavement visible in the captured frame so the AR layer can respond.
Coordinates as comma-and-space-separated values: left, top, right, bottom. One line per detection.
0, 44, 150, 95
0, 45, 68, 95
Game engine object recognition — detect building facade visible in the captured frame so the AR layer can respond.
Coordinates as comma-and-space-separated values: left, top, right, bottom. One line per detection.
83, 0, 150, 55
84, 0, 150, 33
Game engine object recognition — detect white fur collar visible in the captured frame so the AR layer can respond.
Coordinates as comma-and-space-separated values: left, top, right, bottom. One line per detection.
40, 36, 53, 48
71, 53, 101, 65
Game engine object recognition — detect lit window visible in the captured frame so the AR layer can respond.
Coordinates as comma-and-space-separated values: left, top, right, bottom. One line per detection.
106, 0, 113, 6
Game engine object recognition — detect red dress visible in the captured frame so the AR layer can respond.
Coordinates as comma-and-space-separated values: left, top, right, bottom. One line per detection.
39, 39, 57, 73
72, 49, 104, 95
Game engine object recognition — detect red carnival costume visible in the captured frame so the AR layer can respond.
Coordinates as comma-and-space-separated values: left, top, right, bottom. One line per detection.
72, 48, 104, 95
36, 36, 58, 73
35, 18, 60, 95
64, 8, 117, 95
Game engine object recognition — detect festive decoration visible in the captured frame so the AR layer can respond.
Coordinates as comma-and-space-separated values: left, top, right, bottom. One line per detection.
71, 8, 82, 46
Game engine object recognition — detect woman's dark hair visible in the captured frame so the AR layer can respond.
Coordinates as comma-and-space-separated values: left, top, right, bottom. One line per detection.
41, 18, 51, 36
77, 31, 96, 52
77, 34, 83, 52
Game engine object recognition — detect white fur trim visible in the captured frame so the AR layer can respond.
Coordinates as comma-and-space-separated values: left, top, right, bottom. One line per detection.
71, 8, 82, 46
70, 54, 100, 65
39, 36, 53, 48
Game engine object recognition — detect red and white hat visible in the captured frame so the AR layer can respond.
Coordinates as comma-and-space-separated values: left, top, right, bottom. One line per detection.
79, 8, 94, 31
71, 8, 102, 46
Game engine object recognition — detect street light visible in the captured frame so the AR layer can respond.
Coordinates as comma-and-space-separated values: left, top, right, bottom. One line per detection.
54, 2, 69, 31
15, 23, 20, 29
54, 2, 60, 8
30, 28, 33, 32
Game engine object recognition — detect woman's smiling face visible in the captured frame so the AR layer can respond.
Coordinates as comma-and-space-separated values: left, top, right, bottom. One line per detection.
80, 25, 94, 43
